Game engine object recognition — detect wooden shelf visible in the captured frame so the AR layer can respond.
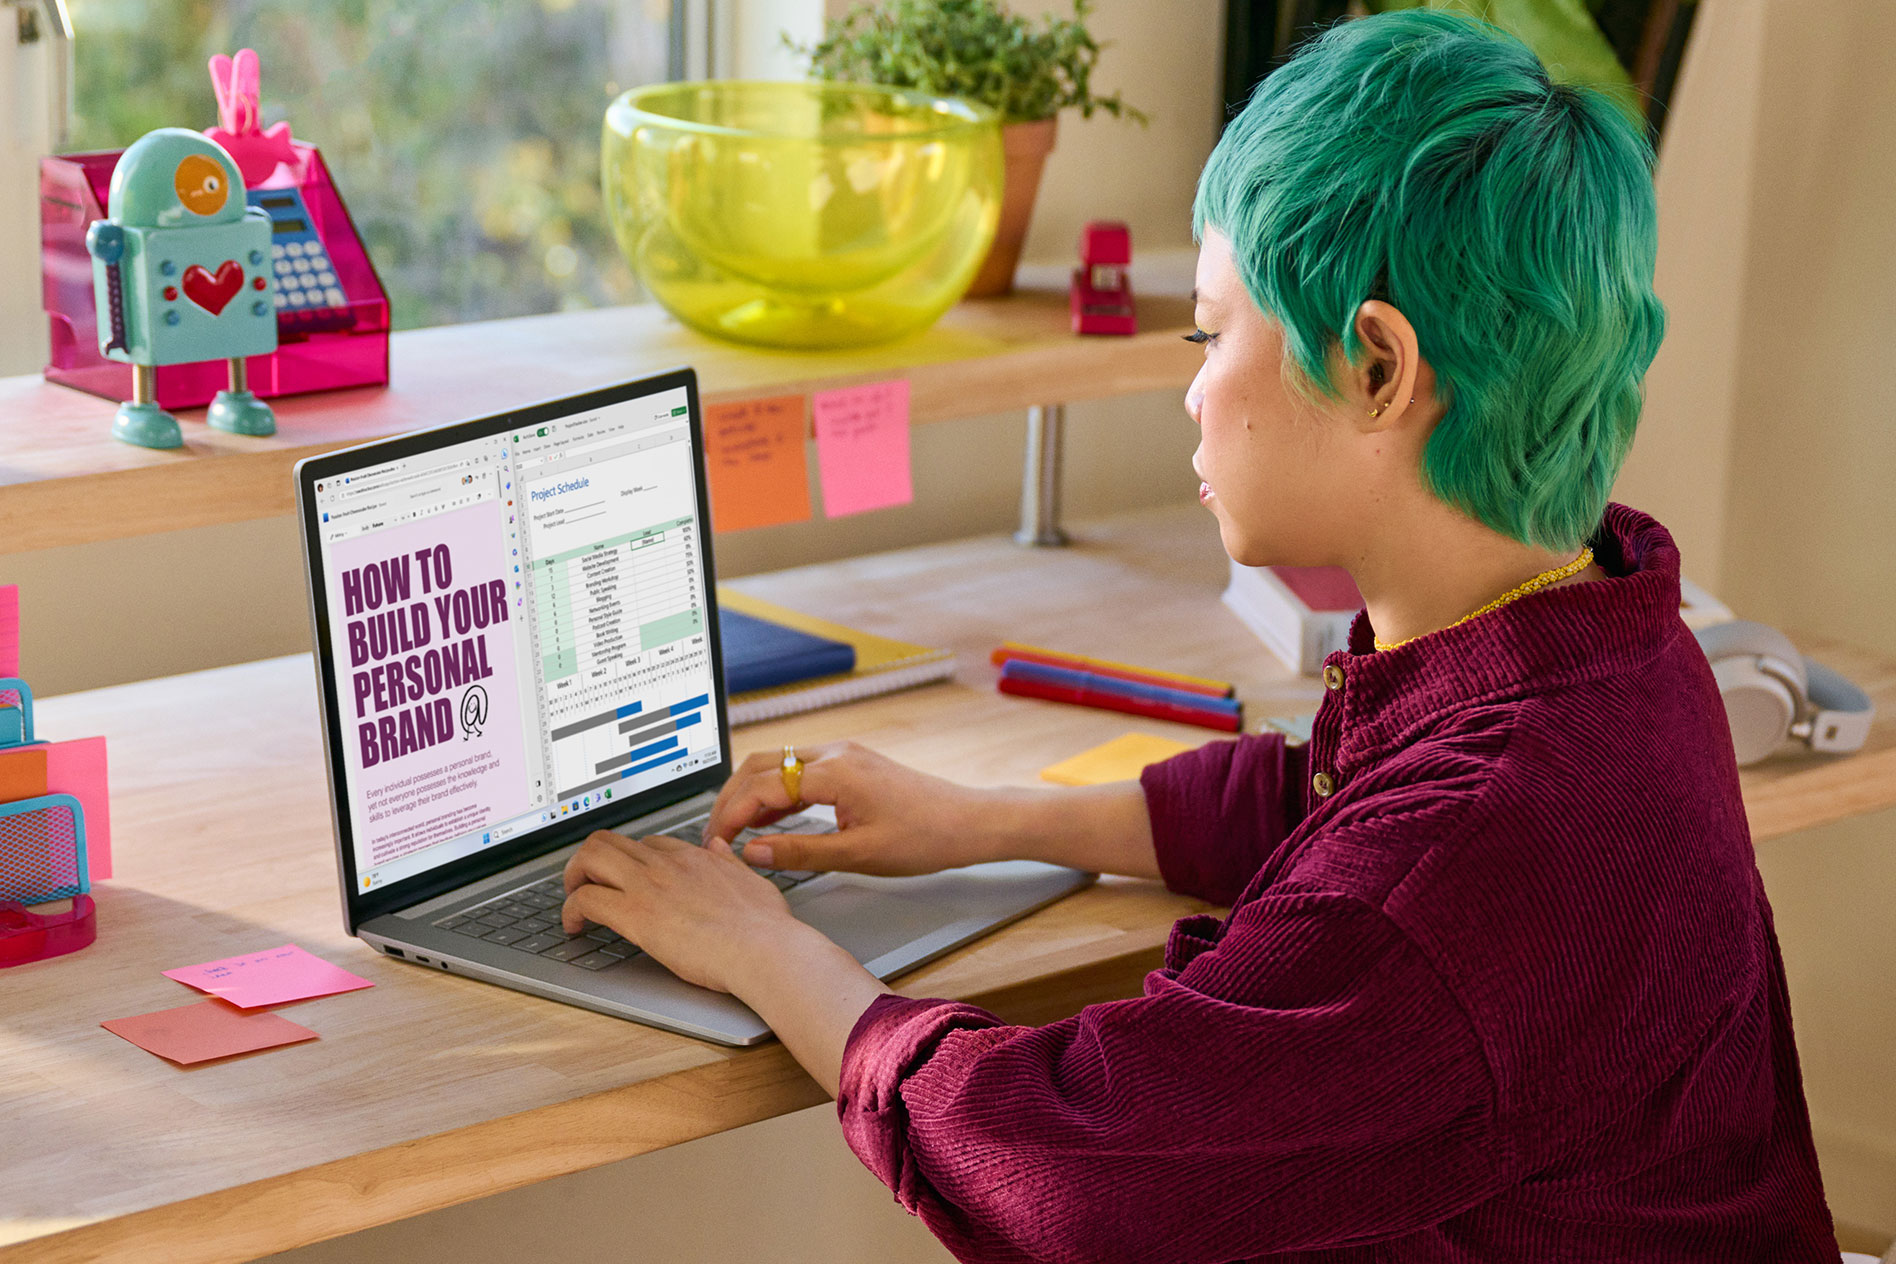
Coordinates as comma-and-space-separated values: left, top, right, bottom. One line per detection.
0, 289, 1198, 555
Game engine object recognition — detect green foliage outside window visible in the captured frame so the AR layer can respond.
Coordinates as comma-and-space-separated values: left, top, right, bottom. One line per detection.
67, 0, 666, 331
790, 0, 1146, 126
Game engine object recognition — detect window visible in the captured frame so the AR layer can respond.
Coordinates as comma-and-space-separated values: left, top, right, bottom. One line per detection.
66, 0, 682, 329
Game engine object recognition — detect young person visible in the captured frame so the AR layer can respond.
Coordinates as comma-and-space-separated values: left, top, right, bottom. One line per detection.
556, 11, 1839, 1260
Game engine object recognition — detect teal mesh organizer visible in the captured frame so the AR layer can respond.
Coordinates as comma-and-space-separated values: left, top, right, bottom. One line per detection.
0, 676, 30, 746
0, 793, 89, 905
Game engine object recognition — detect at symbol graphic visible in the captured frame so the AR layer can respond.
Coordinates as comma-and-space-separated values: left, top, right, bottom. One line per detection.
460, 685, 489, 739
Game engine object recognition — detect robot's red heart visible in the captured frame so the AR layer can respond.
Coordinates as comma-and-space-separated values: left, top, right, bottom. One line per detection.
181, 261, 245, 315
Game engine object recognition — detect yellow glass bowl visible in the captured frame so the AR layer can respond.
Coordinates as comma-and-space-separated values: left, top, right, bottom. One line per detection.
603, 81, 1003, 350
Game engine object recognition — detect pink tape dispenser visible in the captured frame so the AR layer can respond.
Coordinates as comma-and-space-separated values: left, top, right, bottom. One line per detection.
205, 48, 296, 187
0, 792, 96, 966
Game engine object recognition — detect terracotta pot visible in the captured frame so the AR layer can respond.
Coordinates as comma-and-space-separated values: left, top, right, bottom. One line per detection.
964, 115, 1058, 298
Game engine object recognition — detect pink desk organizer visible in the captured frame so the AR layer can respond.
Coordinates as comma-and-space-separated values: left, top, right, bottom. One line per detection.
40, 141, 390, 409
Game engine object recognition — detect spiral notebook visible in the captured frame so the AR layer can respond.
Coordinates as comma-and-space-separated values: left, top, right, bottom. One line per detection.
716, 588, 956, 725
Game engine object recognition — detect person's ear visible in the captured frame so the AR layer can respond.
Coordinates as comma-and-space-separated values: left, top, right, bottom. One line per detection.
1352, 301, 1424, 431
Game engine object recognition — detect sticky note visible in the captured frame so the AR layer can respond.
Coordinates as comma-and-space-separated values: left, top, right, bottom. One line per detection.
163, 943, 375, 1009
0, 585, 17, 676
1039, 732, 1195, 787
705, 395, 813, 533
0, 747, 48, 802
44, 737, 110, 881
813, 379, 913, 517
102, 998, 317, 1065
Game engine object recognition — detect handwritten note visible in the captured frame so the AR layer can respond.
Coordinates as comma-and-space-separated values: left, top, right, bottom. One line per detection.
0, 585, 17, 676
102, 999, 318, 1065
812, 380, 913, 518
704, 395, 813, 533
164, 943, 375, 1009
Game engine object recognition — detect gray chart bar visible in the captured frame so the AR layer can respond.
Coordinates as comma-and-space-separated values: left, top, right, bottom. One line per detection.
550, 704, 638, 743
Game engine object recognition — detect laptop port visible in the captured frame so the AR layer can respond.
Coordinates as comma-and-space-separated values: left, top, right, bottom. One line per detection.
385, 946, 405, 958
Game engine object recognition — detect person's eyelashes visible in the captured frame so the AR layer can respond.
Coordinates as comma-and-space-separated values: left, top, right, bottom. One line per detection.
1183, 329, 1217, 345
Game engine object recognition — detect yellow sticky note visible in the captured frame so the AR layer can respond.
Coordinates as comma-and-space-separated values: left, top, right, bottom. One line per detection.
1039, 732, 1194, 787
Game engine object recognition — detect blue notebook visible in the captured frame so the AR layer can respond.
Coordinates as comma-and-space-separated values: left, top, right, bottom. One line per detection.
718, 609, 857, 695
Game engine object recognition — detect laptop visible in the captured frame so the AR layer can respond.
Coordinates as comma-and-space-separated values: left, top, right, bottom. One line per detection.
293, 370, 1092, 1045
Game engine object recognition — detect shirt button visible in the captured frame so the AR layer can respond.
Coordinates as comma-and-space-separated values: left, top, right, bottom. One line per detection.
1313, 771, 1337, 797
1322, 664, 1344, 691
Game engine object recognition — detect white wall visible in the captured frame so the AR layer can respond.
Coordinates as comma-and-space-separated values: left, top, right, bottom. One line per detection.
1611, 0, 1896, 1243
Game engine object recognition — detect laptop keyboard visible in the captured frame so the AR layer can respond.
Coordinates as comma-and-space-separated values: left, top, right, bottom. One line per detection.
431, 813, 833, 970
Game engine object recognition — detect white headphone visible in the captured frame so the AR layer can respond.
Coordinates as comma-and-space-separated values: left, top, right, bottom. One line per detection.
1694, 621, 1875, 766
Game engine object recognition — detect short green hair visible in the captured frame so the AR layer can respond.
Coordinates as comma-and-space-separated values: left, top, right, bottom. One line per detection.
1193, 9, 1666, 551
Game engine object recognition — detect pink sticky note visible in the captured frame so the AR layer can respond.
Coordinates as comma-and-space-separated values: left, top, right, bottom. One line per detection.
813, 380, 913, 518
163, 943, 375, 1009
0, 585, 17, 676
44, 737, 110, 881
102, 998, 317, 1065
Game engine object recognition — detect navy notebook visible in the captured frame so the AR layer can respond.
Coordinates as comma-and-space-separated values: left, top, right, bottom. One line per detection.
718, 608, 857, 695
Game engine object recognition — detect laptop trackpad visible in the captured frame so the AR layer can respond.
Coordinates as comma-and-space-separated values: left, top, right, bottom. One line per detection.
793, 884, 950, 964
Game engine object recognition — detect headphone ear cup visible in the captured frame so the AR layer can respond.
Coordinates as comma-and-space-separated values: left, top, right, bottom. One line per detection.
1707, 655, 1797, 766
1696, 620, 1809, 766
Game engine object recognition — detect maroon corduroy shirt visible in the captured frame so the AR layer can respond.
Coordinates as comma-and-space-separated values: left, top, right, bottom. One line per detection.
835, 505, 1837, 1263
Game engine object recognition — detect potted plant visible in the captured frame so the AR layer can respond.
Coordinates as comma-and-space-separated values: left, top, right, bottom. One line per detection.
790, 0, 1145, 297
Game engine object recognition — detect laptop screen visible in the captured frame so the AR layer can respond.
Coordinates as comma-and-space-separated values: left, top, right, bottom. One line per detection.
303, 374, 727, 911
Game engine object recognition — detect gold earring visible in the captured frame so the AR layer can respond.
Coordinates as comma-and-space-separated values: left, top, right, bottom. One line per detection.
1368, 405, 1382, 418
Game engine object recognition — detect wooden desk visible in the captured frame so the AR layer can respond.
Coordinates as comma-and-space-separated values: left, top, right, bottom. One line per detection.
0, 290, 1197, 556
6, 505, 1895, 1264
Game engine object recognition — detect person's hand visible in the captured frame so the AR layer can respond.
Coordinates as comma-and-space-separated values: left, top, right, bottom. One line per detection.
704, 740, 994, 877
559, 830, 806, 995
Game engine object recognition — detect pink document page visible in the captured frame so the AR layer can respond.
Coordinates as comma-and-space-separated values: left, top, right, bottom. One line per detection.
44, 737, 111, 881
812, 379, 913, 517
102, 999, 318, 1065
0, 585, 17, 675
163, 943, 375, 1009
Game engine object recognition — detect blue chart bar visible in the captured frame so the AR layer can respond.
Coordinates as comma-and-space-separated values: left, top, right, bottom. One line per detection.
626, 748, 685, 776
626, 734, 680, 765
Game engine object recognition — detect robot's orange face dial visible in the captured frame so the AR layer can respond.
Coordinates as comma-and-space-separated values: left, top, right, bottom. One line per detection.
174, 154, 230, 216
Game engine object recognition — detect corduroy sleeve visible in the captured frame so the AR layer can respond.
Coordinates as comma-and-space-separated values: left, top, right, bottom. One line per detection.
1141, 732, 1309, 906
836, 892, 1506, 1264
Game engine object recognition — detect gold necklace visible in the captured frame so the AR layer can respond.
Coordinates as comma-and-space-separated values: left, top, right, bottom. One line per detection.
1373, 547, 1594, 652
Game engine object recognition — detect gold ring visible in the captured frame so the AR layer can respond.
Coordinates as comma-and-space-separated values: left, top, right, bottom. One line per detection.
780, 745, 803, 806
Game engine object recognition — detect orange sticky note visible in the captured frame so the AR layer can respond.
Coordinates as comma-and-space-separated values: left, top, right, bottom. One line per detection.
0, 747, 48, 802
704, 395, 813, 533
101, 999, 318, 1065
813, 379, 913, 518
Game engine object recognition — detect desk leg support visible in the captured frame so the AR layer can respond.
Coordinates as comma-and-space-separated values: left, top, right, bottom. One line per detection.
1014, 403, 1069, 547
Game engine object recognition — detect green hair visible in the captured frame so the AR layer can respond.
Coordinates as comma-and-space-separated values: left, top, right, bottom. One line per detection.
1193, 9, 1666, 551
